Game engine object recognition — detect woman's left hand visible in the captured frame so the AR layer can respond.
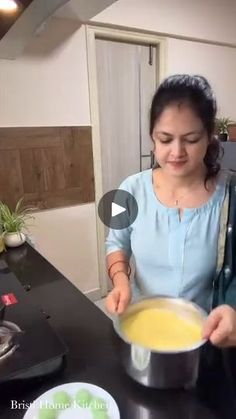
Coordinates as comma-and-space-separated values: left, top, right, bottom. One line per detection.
202, 305, 236, 347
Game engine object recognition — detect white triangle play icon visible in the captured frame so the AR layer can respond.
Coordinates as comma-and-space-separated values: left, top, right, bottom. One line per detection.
111, 202, 126, 217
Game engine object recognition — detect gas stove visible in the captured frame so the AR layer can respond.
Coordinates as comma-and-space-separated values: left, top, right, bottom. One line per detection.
0, 259, 67, 384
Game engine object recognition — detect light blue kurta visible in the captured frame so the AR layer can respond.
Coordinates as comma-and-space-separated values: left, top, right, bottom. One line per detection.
105, 169, 227, 312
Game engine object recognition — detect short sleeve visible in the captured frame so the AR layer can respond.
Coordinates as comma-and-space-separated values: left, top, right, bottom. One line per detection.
105, 177, 132, 259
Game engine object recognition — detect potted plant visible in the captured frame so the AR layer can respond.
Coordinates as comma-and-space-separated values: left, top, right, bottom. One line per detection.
0, 198, 34, 248
0, 226, 4, 253
216, 117, 235, 142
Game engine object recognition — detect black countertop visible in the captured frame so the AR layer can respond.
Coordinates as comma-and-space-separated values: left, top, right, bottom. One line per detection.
1, 243, 236, 419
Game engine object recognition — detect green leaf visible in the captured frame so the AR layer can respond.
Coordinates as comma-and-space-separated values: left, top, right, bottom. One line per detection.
216, 117, 236, 134
0, 199, 35, 233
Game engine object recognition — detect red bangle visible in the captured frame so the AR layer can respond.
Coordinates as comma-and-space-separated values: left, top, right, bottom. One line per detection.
108, 260, 131, 279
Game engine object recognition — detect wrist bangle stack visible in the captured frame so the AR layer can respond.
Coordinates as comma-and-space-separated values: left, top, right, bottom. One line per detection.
108, 260, 131, 282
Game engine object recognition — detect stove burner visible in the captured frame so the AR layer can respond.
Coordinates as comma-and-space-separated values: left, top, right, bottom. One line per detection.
0, 321, 22, 361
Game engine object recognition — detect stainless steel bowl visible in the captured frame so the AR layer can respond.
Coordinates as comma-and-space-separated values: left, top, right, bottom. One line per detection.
113, 297, 207, 389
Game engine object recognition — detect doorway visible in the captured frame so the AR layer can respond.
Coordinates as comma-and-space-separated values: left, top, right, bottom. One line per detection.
96, 38, 157, 193
86, 26, 167, 296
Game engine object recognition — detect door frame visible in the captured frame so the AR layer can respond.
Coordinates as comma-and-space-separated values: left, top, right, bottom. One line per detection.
86, 25, 168, 297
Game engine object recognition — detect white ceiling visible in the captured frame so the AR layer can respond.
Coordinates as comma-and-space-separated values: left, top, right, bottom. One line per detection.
0, 0, 117, 59
55, 0, 118, 21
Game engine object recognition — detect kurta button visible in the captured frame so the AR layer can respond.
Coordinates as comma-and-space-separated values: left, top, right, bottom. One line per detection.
227, 224, 232, 234
224, 266, 231, 278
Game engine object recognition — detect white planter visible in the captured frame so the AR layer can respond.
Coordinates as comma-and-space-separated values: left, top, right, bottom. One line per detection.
4, 232, 26, 248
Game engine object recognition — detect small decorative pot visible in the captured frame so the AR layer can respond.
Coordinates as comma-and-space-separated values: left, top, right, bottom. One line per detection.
4, 232, 26, 248
219, 133, 228, 142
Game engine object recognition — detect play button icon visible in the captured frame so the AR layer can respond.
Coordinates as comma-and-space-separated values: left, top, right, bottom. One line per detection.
98, 189, 138, 230
111, 202, 126, 217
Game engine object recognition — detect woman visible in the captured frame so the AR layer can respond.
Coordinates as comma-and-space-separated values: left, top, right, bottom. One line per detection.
105, 74, 236, 347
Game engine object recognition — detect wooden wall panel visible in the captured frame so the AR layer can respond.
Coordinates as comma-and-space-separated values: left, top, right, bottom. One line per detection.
0, 150, 24, 208
0, 127, 95, 210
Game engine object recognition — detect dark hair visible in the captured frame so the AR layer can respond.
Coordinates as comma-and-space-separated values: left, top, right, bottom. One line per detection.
150, 74, 223, 182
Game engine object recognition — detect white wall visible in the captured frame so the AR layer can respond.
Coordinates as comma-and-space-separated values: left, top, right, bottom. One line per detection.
0, 19, 100, 296
92, 0, 236, 45
29, 204, 99, 293
0, 19, 90, 127
167, 39, 236, 119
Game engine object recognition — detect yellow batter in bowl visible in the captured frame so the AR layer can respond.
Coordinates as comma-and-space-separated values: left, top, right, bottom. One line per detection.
121, 307, 202, 351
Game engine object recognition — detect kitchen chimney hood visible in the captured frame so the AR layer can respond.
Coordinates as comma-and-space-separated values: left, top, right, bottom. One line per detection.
0, 0, 117, 59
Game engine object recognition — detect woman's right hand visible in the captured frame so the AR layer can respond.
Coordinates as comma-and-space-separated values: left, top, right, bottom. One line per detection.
105, 273, 131, 315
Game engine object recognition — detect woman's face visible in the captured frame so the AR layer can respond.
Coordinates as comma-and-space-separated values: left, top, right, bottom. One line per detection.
152, 104, 209, 178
